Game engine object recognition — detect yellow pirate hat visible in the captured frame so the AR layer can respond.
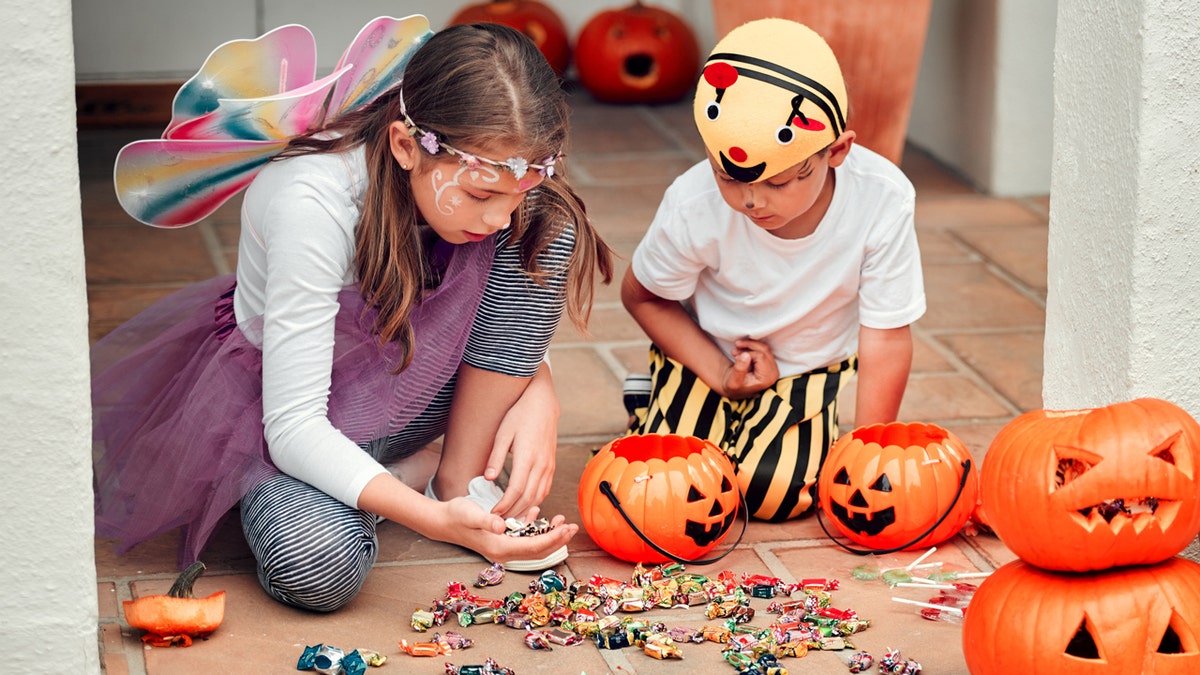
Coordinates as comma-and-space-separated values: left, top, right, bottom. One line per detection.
694, 18, 848, 183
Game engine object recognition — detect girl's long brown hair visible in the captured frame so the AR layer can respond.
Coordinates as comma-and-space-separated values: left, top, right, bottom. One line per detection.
278, 23, 613, 370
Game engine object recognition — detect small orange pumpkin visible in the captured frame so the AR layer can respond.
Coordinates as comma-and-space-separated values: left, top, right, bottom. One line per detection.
578, 434, 741, 563
963, 557, 1200, 674
816, 422, 978, 552
574, 1, 700, 104
448, 0, 571, 76
123, 561, 225, 647
980, 398, 1200, 572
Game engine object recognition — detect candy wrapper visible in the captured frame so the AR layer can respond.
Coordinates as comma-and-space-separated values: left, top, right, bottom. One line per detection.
879, 648, 922, 674
474, 563, 505, 588
297, 645, 381, 675
504, 517, 553, 537
399, 639, 450, 657
445, 657, 516, 675
847, 650, 873, 672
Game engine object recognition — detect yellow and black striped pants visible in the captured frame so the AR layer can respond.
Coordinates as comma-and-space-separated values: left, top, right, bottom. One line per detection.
627, 345, 857, 521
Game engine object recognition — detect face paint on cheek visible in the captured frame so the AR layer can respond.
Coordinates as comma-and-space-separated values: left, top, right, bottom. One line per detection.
431, 165, 468, 215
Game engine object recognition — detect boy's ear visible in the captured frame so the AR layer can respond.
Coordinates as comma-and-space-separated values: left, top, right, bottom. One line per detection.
389, 121, 418, 168
826, 130, 856, 168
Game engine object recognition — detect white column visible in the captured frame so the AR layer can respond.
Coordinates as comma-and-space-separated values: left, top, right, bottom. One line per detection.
0, 0, 100, 671
1045, 0, 1200, 415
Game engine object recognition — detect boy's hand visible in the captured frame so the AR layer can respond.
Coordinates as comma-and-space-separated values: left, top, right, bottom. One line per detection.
722, 338, 779, 399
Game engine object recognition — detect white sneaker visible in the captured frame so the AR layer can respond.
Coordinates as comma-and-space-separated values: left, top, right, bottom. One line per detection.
426, 476, 569, 572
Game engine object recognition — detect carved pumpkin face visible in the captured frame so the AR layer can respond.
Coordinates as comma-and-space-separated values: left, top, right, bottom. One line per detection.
574, 1, 700, 104
817, 422, 978, 551
448, 0, 571, 75
963, 558, 1200, 674
578, 434, 740, 563
981, 398, 1200, 572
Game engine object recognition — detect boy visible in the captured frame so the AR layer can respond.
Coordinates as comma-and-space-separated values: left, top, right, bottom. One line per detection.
622, 19, 926, 521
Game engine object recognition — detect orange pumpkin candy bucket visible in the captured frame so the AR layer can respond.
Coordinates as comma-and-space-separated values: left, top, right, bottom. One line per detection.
577, 434, 745, 564
816, 421, 978, 553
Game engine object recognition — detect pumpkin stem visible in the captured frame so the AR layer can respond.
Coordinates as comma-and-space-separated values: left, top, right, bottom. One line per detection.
167, 562, 207, 599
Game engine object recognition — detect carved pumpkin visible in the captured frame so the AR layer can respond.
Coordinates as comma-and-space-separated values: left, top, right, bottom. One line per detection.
574, 1, 700, 104
816, 422, 978, 551
448, 0, 571, 76
578, 434, 740, 563
963, 557, 1200, 674
980, 398, 1200, 572
123, 562, 225, 647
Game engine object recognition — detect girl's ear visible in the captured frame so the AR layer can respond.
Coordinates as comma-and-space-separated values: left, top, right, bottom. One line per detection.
389, 121, 418, 169
827, 130, 856, 168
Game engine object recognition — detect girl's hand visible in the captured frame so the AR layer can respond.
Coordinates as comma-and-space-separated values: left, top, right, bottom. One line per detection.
485, 362, 559, 519
722, 338, 780, 399
438, 498, 577, 565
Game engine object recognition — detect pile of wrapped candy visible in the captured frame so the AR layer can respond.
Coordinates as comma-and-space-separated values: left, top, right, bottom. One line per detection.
296, 644, 386, 674
400, 562, 887, 673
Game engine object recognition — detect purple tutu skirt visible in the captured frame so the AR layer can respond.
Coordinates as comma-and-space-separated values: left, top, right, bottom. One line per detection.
93, 241, 492, 565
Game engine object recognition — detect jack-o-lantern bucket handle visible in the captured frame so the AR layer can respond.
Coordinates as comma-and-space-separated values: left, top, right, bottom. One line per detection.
598, 480, 748, 565
816, 459, 974, 556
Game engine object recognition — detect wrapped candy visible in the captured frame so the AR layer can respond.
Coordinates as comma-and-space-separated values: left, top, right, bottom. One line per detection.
667, 626, 705, 643
398, 639, 450, 657
530, 569, 567, 593
847, 650, 873, 672
702, 625, 732, 644
435, 632, 473, 651
444, 658, 515, 675
543, 628, 583, 646
593, 630, 631, 649
298, 645, 382, 674
502, 612, 530, 630
474, 563, 505, 588
411, 608, 437, 632
505, 516, 553, 537
524, 631, 553, 650
878, 649, 922, 674
642, 633, 683, 660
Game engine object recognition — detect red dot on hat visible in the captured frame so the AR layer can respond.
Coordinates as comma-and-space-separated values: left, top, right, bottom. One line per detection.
728, 146, 747, 162
704, 62, 738, 89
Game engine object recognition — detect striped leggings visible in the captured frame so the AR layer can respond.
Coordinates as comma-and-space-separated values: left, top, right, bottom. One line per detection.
627, 345, 856, 522
240, 386, 452, 612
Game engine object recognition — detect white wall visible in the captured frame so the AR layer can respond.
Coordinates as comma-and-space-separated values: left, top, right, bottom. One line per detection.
908, 0, 1056, 195
0, 0, 100, 672
73, 0, 715, 81
72, 0, 1055, 195
1043, 0, 1200, 415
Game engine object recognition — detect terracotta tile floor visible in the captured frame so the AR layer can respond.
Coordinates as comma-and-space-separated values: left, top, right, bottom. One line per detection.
84, 89, 1051, 674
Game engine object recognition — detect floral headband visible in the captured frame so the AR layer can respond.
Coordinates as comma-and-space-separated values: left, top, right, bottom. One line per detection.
399, 88, 560, 180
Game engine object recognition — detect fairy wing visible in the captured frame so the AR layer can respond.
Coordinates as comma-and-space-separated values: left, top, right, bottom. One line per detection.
165, 24, 318, 138
114, 139, 285, 228
166, 66, 351, 142
113, 15, 433, 228
325, 15, 433, 119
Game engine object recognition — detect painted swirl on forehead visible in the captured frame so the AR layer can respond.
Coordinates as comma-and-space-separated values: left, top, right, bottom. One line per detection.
431, 163, 501, 215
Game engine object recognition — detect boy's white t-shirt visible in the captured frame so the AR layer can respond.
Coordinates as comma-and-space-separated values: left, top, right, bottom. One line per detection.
631, 144, 926, 378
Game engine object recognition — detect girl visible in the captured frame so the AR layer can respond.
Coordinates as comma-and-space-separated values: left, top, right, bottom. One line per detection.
93, 20, 613, 612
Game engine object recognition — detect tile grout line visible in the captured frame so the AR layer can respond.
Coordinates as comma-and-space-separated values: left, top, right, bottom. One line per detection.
945, 229, 1048, 310
912, 323, 1025, 417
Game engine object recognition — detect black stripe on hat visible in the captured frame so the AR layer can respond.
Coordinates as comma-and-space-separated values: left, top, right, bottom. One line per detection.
706, 52, 846, 137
